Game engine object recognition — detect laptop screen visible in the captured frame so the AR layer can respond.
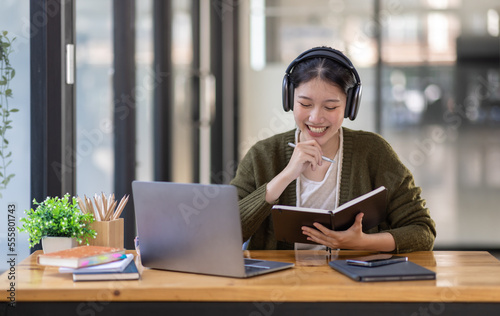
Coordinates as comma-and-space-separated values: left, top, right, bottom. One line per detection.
132, 181, 248, 277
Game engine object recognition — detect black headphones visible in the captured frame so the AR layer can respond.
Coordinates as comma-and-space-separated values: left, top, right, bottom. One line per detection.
282, 47, 362, 121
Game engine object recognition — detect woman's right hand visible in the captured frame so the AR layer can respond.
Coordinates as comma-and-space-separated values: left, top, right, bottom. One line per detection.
265, 140, 324, 203
283, 140, 324, 180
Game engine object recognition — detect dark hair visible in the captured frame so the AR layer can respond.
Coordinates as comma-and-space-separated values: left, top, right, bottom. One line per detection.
289, 57, 356, 95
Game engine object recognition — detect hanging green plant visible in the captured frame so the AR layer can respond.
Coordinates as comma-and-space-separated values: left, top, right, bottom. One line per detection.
0, 30, 18, 198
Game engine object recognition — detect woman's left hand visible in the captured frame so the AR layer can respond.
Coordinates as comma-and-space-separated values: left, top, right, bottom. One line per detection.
302, 212, 366, 250
301, 212, 396, 252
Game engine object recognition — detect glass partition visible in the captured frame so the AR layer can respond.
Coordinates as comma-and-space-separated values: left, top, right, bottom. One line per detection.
75, 0, 114, 197
379, 0, 500, 248
0, 1, 31, 272
135, 0, 154, 182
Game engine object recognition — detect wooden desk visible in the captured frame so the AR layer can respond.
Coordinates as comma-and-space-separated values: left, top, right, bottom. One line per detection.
2, 250, 500, 315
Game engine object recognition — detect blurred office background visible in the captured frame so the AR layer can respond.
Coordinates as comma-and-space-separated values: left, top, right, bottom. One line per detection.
0, 0, 499, 271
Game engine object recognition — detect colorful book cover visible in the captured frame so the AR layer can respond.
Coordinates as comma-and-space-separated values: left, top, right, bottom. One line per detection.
37, 245, 126, 268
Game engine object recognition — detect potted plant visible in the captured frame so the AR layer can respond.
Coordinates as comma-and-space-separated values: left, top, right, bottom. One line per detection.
18, 194, 97, 253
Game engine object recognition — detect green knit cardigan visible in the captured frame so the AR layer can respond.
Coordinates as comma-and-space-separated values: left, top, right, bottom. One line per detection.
230, 127, 436, 253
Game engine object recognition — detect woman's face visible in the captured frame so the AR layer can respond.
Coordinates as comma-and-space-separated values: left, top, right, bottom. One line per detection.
293, 78, 346, 149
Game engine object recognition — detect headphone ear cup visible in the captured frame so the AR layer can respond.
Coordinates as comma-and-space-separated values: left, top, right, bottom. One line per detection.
344, 88, 353, 119
288, 81, 294, 111
282, 74, 291, 112
346, 84, 362, 120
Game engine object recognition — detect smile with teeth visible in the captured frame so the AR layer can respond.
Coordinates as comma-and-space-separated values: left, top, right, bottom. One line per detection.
307, 125, 328, 133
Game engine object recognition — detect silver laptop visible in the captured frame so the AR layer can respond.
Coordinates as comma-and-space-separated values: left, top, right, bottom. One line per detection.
132, 181, 294, 278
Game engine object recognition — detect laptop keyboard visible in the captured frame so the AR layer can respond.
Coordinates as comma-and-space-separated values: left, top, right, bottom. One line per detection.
244, 258, 271, 274
245, 265, 269, 274
244, 258, 264, 265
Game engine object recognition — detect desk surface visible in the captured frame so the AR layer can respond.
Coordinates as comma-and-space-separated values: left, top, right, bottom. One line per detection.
2, 250, 500, 303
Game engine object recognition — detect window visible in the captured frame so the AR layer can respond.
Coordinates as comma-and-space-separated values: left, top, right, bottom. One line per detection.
0, 1, 31, 272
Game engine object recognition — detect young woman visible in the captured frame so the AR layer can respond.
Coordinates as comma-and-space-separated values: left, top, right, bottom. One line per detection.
230, 47, 436, 253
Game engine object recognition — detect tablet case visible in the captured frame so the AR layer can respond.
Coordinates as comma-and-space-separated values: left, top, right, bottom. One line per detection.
329, 259, 436, 282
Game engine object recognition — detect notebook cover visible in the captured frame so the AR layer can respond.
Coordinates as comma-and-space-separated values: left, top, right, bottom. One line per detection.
37, 245, 126, 268
72, 260, 140, 281
271, 186, 387, 244
328, 259, 436, 282
60, 254, 134, 273
330, 186, 387, 231
271, 208, 332, 244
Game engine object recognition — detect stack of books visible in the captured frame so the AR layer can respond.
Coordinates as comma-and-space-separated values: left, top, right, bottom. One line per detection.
37, 245, 140, 282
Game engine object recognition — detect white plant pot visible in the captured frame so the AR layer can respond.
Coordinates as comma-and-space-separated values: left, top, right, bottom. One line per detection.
41, 236, 78, 254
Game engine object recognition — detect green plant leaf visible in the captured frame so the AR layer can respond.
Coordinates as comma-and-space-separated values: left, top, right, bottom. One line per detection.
10, 108, 19, 112
3, 174, 14, 186
0, 31, 16, 193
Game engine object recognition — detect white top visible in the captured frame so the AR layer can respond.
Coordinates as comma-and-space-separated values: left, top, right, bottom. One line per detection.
294, 128, 344, 250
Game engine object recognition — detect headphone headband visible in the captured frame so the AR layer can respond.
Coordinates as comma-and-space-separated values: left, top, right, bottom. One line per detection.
285, 47, 355, 74
282, 47, 362, 120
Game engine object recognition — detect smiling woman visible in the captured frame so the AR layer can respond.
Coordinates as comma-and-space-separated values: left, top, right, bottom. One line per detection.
293, 78, 345, 155
230, 47, 436, 254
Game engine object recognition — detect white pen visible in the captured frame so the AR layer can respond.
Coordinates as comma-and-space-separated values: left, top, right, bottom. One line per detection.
287, 142, 335, 163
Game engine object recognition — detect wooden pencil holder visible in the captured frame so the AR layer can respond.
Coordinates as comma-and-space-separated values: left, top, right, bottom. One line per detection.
88, 218, 124, 248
